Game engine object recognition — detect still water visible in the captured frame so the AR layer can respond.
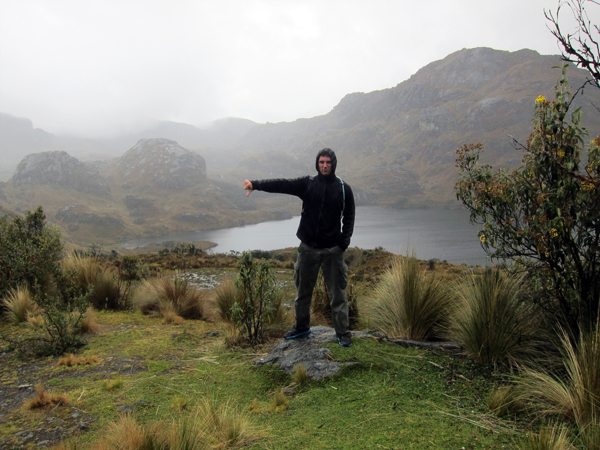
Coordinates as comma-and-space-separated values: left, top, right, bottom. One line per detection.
122, 206, 490, 266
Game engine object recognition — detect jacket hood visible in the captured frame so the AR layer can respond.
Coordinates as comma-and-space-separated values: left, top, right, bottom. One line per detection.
315, 148, 337, 176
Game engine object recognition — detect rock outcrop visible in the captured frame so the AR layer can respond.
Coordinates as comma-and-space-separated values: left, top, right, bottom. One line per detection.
115, 138, 206, 190
12, 151, 110, 196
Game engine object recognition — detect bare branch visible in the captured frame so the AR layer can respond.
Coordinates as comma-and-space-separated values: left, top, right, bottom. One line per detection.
545, 0, 600, 88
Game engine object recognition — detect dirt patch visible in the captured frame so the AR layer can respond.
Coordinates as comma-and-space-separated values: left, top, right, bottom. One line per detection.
0, 351, 147, 449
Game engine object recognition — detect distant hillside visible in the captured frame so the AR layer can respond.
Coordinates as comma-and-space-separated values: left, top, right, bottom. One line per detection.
2, 47, 600, 246
0, 114, 257, 178
228, 48, 600, 206
0, 139, 292, 245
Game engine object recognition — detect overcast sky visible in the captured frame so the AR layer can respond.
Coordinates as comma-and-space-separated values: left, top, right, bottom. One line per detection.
1, 0, 598, 138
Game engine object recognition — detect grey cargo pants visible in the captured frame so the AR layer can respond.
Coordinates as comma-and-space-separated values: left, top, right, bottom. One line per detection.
293, 242, 350, 336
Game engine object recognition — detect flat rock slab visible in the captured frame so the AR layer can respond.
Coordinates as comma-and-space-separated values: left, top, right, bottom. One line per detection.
254, 326, 370, 380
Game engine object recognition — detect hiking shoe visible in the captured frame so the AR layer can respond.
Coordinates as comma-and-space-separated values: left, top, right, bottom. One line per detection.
283, 328, 311, 339
338, 334, 352, 347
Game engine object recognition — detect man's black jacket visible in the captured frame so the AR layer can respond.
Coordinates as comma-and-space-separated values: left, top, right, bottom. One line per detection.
250, 174, 355, 250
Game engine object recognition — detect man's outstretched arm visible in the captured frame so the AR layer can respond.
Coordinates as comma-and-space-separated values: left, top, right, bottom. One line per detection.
243, 177, 309, 199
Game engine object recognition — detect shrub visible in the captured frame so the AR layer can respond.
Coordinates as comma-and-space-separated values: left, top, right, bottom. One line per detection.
365, 255, 451, 340
2, 286, 38, 324
455, 66, 600, 335
0, 207, 62, 299
449, 268, 544, 369
232, 252, 280, 345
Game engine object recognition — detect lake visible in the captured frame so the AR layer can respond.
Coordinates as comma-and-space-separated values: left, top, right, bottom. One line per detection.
122, 206, 490, 266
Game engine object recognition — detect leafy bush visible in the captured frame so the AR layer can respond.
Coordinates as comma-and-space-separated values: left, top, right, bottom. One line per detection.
365, 256, 451, 340
232, 252, 280, 345
449, 269, 544, 369
455, 66, 600, 335
0, 207, 62, 299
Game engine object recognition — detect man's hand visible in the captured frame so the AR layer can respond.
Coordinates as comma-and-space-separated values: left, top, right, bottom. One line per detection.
243, 179, 253, 197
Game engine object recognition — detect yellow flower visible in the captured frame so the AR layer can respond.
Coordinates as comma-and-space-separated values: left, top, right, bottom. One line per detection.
535, 95, 547, 104
557, 150, 565, 158
550, 228, 558, 237
581, 183, 595, 191
479, 234, 486, 244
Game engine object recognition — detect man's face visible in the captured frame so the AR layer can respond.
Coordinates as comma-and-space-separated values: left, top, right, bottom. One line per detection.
318, 156, 332, 176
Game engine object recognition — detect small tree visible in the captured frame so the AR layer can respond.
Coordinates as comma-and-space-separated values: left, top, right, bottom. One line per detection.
232, 252, 279, 345
455, 66, 600, 335
0, 207, 62, 299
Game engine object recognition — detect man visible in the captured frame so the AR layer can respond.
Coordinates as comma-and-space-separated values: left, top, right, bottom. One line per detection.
243, 148, 356, 347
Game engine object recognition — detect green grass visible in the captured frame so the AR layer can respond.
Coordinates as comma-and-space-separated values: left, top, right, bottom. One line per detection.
0, 310, 517, 449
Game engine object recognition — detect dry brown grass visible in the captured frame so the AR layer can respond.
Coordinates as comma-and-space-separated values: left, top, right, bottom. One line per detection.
25, 384, 69, 409
365, 255, 451, 340
57, 354, 101, 366
2, 286, 39, 324
137, 275, 209, 320
516, 423, 576, 450
72, 306, 99, 333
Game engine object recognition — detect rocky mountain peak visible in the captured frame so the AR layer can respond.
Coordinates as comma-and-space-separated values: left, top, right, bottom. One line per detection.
12, 150, 110, 196
115, 138, 206, 190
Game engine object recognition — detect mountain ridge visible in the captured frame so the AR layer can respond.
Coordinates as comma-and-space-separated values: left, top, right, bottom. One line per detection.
1, 47, 599, 246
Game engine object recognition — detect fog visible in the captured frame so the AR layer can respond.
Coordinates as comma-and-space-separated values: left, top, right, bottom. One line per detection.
0, 0, 596, 138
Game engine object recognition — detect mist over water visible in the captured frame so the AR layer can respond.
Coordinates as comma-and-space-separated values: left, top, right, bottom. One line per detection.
123, 206, 489, 266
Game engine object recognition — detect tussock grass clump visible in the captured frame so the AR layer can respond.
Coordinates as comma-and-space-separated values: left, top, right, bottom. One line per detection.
90, 415, 169, 450
516, 424, 575, 450
517, 325, 600, 432
2, 286, 38, 324
270, 391, 289, 413
57, 354, 100, 366
487, 385, 524, 417
72, 306, 99, 333
364, 256, 451, 340
291, 362, 309, 385
86, 399, 258, 450
137, 275, 208, 320
197, 397, 256, 447
213, 277, 242, 322
62, 253, 130, 310
449, 268, 543, 368
222, 323, 242, 348
25, 383, 69, 409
